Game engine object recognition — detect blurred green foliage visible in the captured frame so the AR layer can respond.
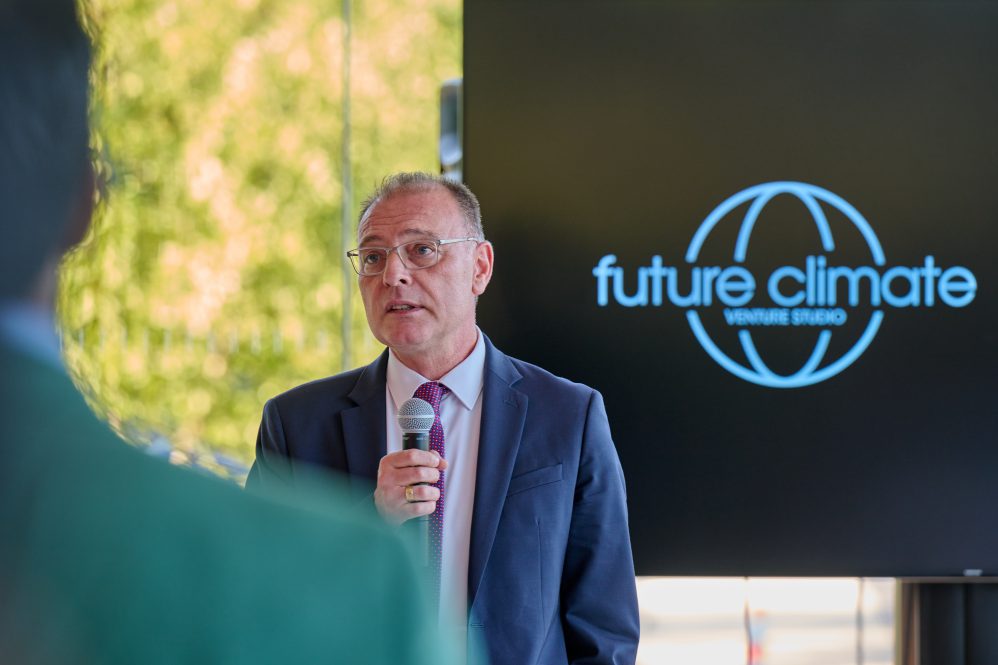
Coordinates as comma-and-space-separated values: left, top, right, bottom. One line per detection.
59, 0, 461, 477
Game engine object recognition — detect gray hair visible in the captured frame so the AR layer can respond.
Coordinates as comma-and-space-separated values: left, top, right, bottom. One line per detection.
358, 172, 485, 241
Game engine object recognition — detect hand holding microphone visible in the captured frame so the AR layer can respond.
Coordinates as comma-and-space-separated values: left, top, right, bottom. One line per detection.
373, 398, 447, 527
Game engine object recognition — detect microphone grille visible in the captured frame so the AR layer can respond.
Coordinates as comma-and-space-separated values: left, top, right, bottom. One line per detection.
397, 397, 435, 433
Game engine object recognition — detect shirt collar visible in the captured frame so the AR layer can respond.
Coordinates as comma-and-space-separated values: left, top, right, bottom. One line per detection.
387, 328, 486, 412
0, 301, 64, 371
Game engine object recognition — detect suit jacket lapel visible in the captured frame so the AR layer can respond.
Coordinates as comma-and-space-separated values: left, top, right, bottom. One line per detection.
341, 351, 389, 483
468, 337, 527, 610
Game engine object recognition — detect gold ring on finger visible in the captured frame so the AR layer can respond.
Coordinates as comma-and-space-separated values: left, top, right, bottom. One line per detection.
404, 485, 416, 503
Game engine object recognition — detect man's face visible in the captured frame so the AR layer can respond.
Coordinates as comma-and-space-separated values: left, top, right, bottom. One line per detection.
357, 187, 493, 369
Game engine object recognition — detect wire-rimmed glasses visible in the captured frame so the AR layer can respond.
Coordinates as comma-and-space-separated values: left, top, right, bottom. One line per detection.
346, 237, 479, 276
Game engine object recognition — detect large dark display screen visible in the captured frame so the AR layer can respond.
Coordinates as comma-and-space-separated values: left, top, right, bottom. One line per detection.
466, 0, 998, 576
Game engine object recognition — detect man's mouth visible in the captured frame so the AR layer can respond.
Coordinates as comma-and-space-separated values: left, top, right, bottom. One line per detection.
387, 302, 420, 312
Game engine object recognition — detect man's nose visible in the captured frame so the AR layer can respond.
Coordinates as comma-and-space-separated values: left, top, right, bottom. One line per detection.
381, 249, 411, 286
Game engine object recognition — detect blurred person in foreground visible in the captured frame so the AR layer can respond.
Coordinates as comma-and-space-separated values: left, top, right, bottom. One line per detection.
0, 2, 449, 663
247, 172, 640, 665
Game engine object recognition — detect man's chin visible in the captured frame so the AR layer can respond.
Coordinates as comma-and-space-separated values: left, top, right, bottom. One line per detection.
378, 328, 432, 354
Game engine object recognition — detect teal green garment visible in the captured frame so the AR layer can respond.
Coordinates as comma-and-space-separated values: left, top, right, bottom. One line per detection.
0, 342, 448, 665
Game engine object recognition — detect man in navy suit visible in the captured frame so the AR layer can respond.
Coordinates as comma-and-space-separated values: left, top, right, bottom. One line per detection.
247, 172, 639, 665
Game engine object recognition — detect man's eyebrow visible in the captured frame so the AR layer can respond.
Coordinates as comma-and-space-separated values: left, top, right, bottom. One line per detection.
358, 228, 440, 246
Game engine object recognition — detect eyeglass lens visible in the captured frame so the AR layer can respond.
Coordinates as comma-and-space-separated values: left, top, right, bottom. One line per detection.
357, 241, 439, 274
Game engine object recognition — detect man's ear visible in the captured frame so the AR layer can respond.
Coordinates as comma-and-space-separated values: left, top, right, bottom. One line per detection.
61, 158, 96, 251
31, 160, 96, 308
471, 241, 494, 296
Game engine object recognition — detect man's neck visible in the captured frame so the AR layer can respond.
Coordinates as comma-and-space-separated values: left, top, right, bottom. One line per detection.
25, 256, 59, 311
392, 328, 479, 380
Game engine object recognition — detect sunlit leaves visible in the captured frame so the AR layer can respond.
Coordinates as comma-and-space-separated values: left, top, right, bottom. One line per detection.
60, 0, 460, 476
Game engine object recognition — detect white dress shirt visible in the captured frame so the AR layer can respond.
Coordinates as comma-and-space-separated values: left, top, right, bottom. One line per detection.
0, 301, 62, 369
385, 330, 485, 653
385, 329, 485, 646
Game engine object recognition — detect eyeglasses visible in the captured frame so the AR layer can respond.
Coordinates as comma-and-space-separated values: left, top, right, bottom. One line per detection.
346, 237, 479, 276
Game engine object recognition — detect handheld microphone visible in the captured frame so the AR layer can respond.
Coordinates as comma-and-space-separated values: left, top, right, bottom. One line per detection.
397, 397, 435, 566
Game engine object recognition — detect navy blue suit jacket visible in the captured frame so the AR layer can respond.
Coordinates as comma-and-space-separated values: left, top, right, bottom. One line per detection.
247, 336, 639, 665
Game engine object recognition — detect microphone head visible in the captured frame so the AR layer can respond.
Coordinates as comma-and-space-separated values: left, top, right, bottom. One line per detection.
397, 397, 435, 433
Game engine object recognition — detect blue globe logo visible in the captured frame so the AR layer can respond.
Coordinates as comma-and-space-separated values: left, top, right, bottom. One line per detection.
686, 181, 886, 389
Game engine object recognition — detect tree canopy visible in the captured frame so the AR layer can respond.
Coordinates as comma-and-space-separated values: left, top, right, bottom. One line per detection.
60, 0, 461, 478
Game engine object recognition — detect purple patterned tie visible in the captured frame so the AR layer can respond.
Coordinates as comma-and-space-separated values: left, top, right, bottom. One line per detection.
413, 381, 449, 599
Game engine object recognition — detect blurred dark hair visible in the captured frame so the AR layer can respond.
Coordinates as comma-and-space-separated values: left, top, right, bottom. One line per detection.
0, 0, 92, 299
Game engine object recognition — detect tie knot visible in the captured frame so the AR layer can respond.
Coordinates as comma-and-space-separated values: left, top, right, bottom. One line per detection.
413, 381, 448, 412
